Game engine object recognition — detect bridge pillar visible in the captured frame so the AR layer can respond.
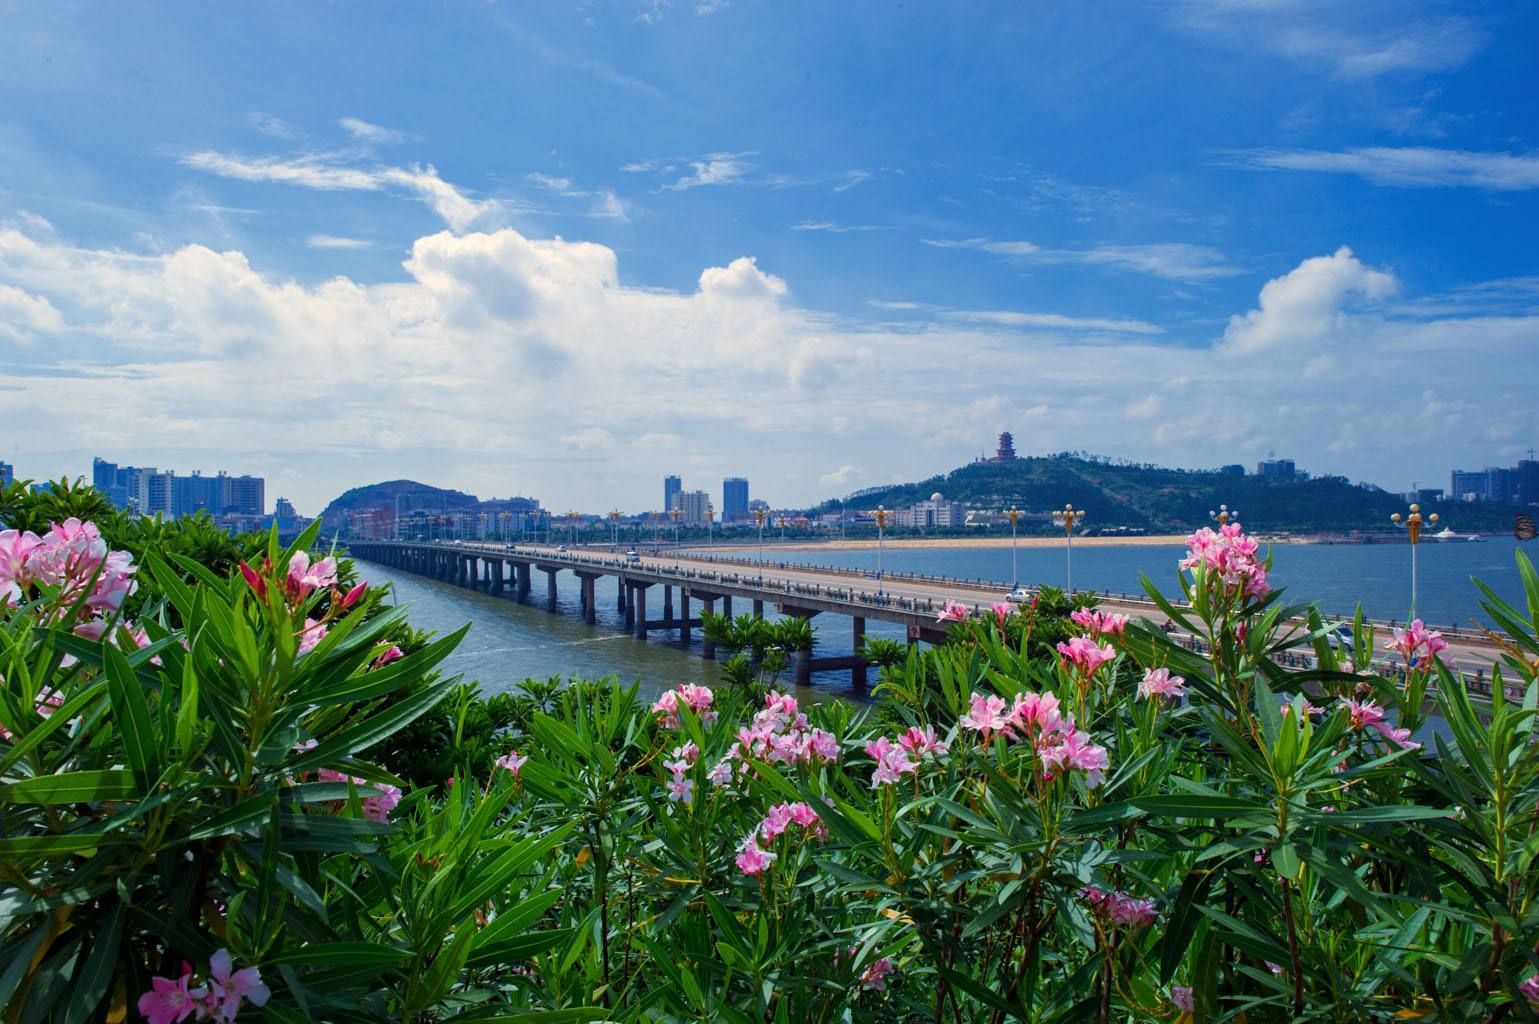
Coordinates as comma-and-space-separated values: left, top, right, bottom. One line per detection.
794, 647, 812, 687
722, 595, 732, 619
490, 560, 504, 594
663, 585, 674, 620
542, 567, 559, 610
752, 599, 763, 618
617, 576, 626, 612
633, 585, 647, 638
700, 596, 716, 659
623, 582, 635, 628
578, 573, 598, 625
680, 592, 690, 644
852, 616, 867, 691
516, 562, 531, 600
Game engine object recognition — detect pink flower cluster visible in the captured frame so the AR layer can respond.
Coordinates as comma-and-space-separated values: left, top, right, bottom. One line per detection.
707, 691, 838, 788
936, 600, 970, 623
863, 726, 948, 788
990, 601, 1013, 625
317, 767, 402, 823
1178, 522, 1270, 599
1522, 975, 1539, 1005
736, 801, 823, 875
1056, 636, 1117, 676
1137, 667, 1187, 702
495, 750, 528, 781
833, 946, 897, 992
1080, 885, 1158, 928
1384, 619, 1448, 664
1, 519, 137, 621
959, 690, 1110, 787
1342, 698, 1420, 751
137, 949, 269, 1024
651, 683, 718, 728
663, 741, 699, 802
1171, 986, 1194, 1012
1069, 607, 1128, 638
285, 551, 339, 601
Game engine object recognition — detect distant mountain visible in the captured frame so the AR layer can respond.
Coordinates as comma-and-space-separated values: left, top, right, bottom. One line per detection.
318, 479, 480, 525
813, 454, 1515, 534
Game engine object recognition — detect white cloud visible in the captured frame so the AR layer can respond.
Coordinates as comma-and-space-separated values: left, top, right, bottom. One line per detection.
182, 151, 507, 231
1222, 147, 1539, 190
1221, 246, 1396, 354
306, 234, 374, 250
0, 283, 63, 340
664, 152, 754, 190
246, 113, 300, 139
0, 223, 1529, 513
339, 117, 407, 144
792, 221, 880, 233
923, 237, 1240, 281
819, 464, 862, 488
940, 309, 1162, 334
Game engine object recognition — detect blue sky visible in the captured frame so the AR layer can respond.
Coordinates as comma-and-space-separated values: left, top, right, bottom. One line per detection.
1, 1, 1536, 515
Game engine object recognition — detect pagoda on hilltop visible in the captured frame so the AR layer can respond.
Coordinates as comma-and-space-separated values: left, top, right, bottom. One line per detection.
993, 431, 1018, 462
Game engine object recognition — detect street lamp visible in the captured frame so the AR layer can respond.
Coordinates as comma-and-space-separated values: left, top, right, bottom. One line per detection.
1391, 503, 1438, 618
610, 509, 621, 549
706, 503, 714, 549
1053, 503, 1084, 593
670, 508, 682, 567
1210, 504, 1237, 527
778, 515, 787, 546
755, 508, 767, 583
875, 505, 889, 598
1006, 506, 1021, 589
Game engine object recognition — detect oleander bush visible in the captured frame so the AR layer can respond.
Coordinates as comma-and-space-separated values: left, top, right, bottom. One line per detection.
4, 509, 1539, 1023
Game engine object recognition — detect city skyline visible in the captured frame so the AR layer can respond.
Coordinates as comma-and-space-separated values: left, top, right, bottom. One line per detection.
1, 3, 1536, 511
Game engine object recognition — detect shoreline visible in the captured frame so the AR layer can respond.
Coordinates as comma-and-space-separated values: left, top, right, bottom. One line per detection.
694, 535, 1191, 553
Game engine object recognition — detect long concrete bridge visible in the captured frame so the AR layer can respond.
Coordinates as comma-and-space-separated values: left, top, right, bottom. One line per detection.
346, 540, 1508, 693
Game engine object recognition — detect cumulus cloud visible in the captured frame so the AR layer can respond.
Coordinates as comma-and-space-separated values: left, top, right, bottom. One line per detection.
0, 223, 1529, 512
1221, 246, 1396, 354
0, 283, 63, 340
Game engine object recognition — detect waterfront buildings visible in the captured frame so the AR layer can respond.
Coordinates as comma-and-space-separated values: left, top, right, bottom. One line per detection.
1256, 458, 1297, 479
1450, 458, 1539, 505
896, 492, 966, 528
0, 460, 12, 488
92, 457, 265, 518
663, 475, 681, 516
723, 476, 749, 522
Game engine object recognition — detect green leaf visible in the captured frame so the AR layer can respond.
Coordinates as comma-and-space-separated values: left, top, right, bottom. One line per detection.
105, 641, 160, 791
186, 790, 280, 840
0, 769, 138, 805
265, 943, 413, 968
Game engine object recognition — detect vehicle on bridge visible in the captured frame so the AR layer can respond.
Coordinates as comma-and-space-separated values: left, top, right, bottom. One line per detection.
626, 549, 640, 563
1006, 586, 1031, 603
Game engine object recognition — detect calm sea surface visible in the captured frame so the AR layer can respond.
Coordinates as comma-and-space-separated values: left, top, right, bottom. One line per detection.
356, 539, 1531, 702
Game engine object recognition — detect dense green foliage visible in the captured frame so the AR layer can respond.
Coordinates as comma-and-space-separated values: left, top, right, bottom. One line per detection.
6, 488, 1539, 1023
809, 453, 1515, 533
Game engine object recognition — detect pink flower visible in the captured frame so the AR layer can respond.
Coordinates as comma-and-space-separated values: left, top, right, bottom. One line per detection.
936, 600, 969, 623
960, 692, 1009, 737
859, 956, 894, 991
650, 683, 718, 728
361, 782, 401, 823
1081, 886, 1157, 927
495, 751, 528, 780
1521, 976, 1539, 1005
237, 561, 266, 600
990, 601, 1013, 625
1070, 608, 1128, 638
662, 742, 699, 802
371, 645, 404, 669
286, 551, 339, 599
735, 834, 776, 875
864, 737, 917, 787
1385, 619, 1448, 663
808, 728, 840, 761
1178, 523, 1270, 599
1043, 728, 1110, 788
297, 618, 327, 655
1137, 667, 1187, 702
1056, 636, 1117, 675
1008, 691, 1064, 737
1171, 986, 1193, 1012
0, 529, 43, 604
137, 965, 203, 1024
203, 950, 269, 1022
898, 724, 949, 758
339, 580, 368, 609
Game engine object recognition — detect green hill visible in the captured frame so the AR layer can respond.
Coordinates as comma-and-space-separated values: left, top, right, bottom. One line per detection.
318, 479, 480, 526
814, 454, 1515, 535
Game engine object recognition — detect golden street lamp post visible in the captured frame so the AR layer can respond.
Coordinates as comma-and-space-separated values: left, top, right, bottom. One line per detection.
1210, 504, 1236, 527
1053, 503, 1084, 593
754, 508, 767, 582
1391, 503, 1438, 619
706, 503, 714, 549
1007, 506, 1022, 589
609, 509, 621, 548
670, 508, 682, 567
875, 505, 889, 598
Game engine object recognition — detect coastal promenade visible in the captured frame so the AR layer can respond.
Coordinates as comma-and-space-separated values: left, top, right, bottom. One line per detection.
346, 540, 1509, 693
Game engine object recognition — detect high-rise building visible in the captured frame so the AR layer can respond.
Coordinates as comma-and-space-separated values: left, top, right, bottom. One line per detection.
274, 497, 298, 520
673, 489, 711, 525
723, 477, 749, 522
1256, 459, 1297, 479
1219, 464, 1245, 476
0, 460, 13, 488
664, 475, 681, 515
221, 473, 265, 516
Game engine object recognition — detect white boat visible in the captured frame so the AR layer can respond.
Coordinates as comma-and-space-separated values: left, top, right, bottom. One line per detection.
1430, 527, 1484, 542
